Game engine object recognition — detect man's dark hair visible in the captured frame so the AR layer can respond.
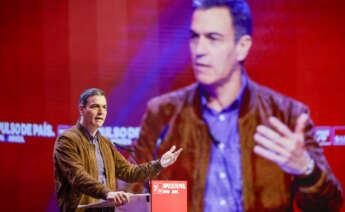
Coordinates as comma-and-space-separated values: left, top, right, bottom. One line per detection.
192, 0, 252, 42
79, 88, 105, 107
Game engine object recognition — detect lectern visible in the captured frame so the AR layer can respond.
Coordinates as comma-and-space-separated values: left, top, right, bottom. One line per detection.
77, 180, 187, 212
151, 180, 187, 212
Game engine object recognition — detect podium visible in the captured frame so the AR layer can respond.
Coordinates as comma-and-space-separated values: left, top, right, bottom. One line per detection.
151, 180, 187, 212
77, 180, 187, 212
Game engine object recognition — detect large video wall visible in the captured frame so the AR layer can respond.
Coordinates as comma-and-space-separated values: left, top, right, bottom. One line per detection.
1, 0, 345, 211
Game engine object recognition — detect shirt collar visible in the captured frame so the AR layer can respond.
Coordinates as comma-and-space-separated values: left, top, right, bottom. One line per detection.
200, 71, 248, 113
78, 123, 100, 142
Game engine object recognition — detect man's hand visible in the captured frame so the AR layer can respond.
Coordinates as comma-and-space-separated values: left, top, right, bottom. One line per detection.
253, 113, 313, 175
106, 191, 131, 207
160, 145, 183, 168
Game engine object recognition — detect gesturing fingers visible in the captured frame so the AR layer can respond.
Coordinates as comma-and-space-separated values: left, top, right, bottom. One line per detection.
268, 116, 294, 138
253, 115, 311, 175
167, 145, 176, 154
254, 132, 289, 157
160, 146, 183, 168
253, 145, 285, 164
256, 124, 294, 150
294, 113, 309, 140
173, 147, 183, 160
268, 114, 309, 144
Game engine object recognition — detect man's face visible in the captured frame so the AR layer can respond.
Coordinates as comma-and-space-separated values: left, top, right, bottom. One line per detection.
80, 95, 107, 132
189, 7, 244, 86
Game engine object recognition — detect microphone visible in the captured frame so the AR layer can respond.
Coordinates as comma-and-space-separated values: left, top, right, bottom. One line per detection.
114, 143, 138, 164
115, 142, 168, 179
136, 125, 170, 202
114, 143, 135, 152
114, 142, 151, 202
114, 125, 169, 202
153, 125, 170, 159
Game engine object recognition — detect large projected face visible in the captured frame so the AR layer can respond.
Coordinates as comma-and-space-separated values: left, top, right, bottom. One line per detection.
80, 95, 108, 133
189, 7, 249, 87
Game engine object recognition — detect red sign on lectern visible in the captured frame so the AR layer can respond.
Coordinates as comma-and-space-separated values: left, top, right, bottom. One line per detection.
151, 180, 187, 212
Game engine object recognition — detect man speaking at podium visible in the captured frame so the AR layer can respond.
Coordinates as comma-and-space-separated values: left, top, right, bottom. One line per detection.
53, 88, 182, 212
133, 0, 343, 211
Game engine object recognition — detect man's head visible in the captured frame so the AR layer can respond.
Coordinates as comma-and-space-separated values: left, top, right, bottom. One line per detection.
79, 88, 107, 134
190, 0, 252, 87
192, 0, 252, 42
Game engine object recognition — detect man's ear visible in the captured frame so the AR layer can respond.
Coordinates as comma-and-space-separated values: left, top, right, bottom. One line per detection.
236, 35, 252, 61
